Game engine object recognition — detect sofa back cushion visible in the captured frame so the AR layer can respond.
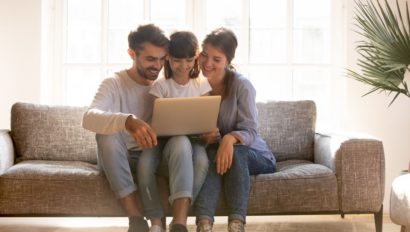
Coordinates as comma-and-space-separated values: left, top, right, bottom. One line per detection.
11, 103, 97, 163
256, 101, 316, 161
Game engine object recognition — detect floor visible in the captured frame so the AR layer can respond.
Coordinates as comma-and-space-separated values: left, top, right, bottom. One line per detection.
0, 214, 401, 232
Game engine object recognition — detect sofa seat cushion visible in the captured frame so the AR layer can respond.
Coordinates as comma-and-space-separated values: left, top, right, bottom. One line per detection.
11, 103, 97, 163
215, 160, 338, 215
0, 160, 123, 215
245, 160, 339, 214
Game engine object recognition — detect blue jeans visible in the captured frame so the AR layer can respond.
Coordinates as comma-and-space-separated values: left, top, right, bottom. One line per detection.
195, 144, 276, 224
137, 135, 209, 219
95, 133, 141, 198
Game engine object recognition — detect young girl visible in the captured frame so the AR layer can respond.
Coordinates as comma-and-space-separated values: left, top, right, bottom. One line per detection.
137, 31, 213, 232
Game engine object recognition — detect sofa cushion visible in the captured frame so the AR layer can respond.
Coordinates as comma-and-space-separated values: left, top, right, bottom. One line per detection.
247, 160, 338, 214
257, 101, 316, 161
214, 160, 338, 215
0, 160, 123, 215
11, 103, 97, 163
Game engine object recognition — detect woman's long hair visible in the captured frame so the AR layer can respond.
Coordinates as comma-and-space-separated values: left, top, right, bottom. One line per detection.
202, 28, 238, 99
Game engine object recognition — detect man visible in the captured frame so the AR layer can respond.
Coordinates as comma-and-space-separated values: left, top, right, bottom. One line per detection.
82, 24, 169, 232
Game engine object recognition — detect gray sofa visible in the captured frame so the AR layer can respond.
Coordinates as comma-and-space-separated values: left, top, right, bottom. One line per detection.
0, 102, 385, 231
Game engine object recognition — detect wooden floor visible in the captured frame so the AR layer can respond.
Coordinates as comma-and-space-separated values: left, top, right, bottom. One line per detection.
0, 214, 401, 232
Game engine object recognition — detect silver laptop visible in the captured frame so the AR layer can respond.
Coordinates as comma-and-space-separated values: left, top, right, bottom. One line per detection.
150, 96, 221, 136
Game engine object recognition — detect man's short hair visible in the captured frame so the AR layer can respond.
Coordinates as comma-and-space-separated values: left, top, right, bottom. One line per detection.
128, 24, 169, 53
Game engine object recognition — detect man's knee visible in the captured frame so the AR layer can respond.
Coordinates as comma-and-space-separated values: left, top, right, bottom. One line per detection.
96, 133, 123, 151
96, 133, 129, 170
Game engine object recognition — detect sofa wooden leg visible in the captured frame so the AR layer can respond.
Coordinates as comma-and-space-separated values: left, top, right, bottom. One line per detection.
341, 213, 345, 219
374, 204, 383, 232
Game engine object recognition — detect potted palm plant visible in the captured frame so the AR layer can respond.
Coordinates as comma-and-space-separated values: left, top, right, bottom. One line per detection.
348, 0, 410, 105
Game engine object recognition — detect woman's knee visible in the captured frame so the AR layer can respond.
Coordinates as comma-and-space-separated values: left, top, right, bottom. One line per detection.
231, 145, 249, 167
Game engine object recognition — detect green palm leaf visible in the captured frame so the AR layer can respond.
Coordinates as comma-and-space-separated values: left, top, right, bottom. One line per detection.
347, 0, 410, 105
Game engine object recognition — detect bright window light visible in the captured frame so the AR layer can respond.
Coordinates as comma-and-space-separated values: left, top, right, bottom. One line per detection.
45, 0, 345, 130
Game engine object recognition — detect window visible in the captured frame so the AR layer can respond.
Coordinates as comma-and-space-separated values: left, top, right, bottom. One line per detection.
44, 0, 346, 130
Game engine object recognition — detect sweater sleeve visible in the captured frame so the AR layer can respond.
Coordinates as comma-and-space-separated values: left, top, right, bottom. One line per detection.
229, 78, 258, 146
82, 78, 132, 135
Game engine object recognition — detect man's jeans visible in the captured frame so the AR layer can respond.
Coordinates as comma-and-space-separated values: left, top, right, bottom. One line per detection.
195, 144, 276, 224
96, 133, 141, 198
137, 135, 209, 219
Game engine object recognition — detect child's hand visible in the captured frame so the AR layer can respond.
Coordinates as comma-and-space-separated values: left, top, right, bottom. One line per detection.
199, 128, 221, 145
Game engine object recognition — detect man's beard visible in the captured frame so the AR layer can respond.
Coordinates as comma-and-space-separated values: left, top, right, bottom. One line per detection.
136, 65, 160, 81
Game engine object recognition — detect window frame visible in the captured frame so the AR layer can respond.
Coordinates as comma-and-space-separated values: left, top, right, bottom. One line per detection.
43, 0, 347, 130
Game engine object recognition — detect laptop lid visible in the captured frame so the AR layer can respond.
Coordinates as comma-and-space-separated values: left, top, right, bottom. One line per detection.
150, 96, 221, 136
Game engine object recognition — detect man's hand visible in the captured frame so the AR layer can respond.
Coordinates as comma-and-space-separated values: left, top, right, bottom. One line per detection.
125, 115, 157, 149
215, 134, 238, 175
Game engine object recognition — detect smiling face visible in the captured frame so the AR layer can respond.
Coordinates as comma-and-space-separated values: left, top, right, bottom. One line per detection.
199, 43, 228, 83
168, 56, 196, 79
129, 42, 167, 84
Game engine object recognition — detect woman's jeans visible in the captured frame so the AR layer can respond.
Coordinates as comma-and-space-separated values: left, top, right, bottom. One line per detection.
195, 144, 276, 224
137, 135, 209, 219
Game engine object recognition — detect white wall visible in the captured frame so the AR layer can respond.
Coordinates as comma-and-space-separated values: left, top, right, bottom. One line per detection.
344, 0, 410, 212
0, 0, 409, 214
0, 0, 42, 129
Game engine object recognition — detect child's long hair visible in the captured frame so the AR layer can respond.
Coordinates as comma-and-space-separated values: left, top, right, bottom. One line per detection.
164, 31, 200, 79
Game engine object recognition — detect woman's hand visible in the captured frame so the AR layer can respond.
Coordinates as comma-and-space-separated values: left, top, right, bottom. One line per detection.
215, 134, 238, 175
199, 128, 221, 145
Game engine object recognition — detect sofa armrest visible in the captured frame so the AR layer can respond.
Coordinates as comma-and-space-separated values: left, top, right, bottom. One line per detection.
314, 132, 385, 213
0, 129, 14, 175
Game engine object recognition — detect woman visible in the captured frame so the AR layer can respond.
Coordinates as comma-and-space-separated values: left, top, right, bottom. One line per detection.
138, 31, 211, 232
194, 28, 277, 232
